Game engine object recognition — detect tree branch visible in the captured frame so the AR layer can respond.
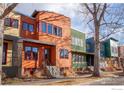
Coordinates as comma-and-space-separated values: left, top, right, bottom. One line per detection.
0, 3, 18, 19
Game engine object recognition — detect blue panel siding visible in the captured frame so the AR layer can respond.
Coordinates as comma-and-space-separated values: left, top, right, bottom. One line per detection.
86, 37, 95, 53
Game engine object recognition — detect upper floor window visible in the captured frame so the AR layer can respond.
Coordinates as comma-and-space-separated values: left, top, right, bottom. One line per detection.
4, 18, 18, 28
72, 37, 83, 47
42, 22, 47, 33
12, 19, 18, 28
22, 22, 28, 31
29, 24, 34, 32
40, 21, 62, 37
60, 49, 69, 59
57, 27, 62, 37
48, 24, 52, 34
4, 18, 11, 26
53, 26, 58, 35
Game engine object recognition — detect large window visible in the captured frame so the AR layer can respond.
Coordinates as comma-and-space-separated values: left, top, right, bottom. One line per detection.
25, 47, 31, 60
4, 18, 18, 28
40, 22, 62, 37
72, 54, 85, 63
72, 37, 84, 47
22, 22, 28, 31
24, 46, 38, 61
22, 22, 34, 32
60, 49, 69, 59
32, 47, 38, 60
48, 24, 52, 34
42, 22, 47, 33
29, 24, 34, 32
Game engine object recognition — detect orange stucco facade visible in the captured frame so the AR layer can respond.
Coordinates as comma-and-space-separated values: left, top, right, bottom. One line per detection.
3, 11, 72, 76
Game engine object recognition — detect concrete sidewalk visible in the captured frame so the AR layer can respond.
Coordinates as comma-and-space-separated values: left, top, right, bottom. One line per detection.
2, 71, 123, 85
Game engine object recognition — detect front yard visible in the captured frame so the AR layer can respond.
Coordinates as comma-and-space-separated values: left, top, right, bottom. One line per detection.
2, 71, 124, 85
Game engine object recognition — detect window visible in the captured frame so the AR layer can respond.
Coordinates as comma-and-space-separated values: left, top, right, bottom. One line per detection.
25, 47, 31, 60
57, 27, 62, 37
23, 22, 28, 31
25, 46, 38, 61
73, 54, 85, 63
29, 24, 34, 32
12, 19, 18, 28
60, 49, 69, 58
53, 26, 58, 35
64, 49, 69, 58
60, 49, 64, 58
72, 54, 75, 62
86, 44, 90, 49
4, 18, 18, 28
32, 47, 38, 60
4, 18, 11, 26
42, 22, 47, 33
48, 24, 52, 34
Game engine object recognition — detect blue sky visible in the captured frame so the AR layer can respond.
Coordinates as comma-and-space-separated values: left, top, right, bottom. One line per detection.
15, 3, 124, 45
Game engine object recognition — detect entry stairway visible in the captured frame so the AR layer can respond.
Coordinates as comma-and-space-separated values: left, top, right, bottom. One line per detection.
45, 66, 61, 78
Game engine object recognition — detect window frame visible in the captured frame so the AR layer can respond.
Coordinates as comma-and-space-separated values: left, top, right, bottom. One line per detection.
32, 47, 38, 60
24, 46, 38, 61
28, 24, 34, 32
48, 23, 53, 34
53, 26, 58, 36
4, 18, 11, 27
24, 46, 32, 60
22, 22, 28, 31
60, 49, 69, 59
12, 19, 18, 28
42, 21, 47, 33
57, 27, 62, 37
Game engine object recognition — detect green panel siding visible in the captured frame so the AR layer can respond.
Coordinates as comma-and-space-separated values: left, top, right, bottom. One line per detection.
104, 38, 118, 57
72, 62, 87, 69
104, 39, 111, 57
71, 29, 87, 69
71, 29, 86, 52
72, 53, 87, 69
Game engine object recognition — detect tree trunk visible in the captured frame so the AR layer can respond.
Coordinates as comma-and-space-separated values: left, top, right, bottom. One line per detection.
0, 19, 4, 83
93, 21, 100, 77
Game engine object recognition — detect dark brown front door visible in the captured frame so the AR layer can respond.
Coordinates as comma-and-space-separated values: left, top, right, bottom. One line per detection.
2, 43, 8, 65
44, 48, 51, 65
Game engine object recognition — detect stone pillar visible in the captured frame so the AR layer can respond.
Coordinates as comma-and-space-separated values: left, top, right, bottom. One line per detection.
12, 40, 18, 66
17, 41, 23, 78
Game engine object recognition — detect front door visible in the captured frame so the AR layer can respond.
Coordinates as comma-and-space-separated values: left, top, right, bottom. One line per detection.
2, 43, 8, 65
44, 48, 51, 66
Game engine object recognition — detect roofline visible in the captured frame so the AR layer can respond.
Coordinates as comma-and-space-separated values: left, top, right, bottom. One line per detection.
12, 10, 35, 19
31, 10, 70, 19
109, 37, 118, 42
71, 28, 86, 35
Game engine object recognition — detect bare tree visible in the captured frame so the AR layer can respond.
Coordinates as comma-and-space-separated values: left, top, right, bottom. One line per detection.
0, 3, 18, 83
79, 3, 124, 77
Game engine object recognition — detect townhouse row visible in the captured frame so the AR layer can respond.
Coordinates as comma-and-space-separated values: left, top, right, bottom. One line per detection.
86, 37, 124, 71
2, 10, 124, 78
